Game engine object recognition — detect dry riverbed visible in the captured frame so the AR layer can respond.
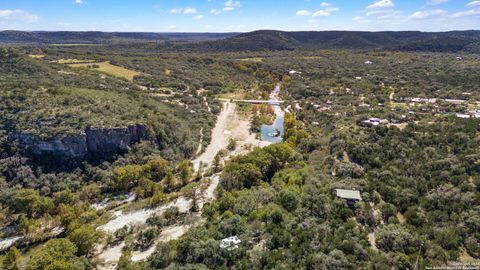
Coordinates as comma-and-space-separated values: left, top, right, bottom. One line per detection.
193, 101, 269, 171
97, 101, 271, 269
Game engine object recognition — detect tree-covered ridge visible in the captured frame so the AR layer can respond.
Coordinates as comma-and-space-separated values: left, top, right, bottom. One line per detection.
0, 31, 237, 44
177, 30, 480, 53
3, 30, 480, 53
0, 41, 479, 269
141, 116, 479, 269
0, 48, 222, 165
0, 42, 278, 268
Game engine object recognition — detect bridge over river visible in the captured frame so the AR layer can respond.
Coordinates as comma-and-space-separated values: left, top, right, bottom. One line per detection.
216, 98, 284, 105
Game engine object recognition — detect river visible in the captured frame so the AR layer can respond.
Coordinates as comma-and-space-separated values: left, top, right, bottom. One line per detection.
97, 88, 281, 268
260, 84, 284, 143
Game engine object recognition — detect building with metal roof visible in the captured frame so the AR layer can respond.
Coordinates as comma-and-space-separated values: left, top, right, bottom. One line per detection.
335, 189, 362, 201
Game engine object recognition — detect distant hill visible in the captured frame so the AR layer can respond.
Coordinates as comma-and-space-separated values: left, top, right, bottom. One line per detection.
0, 30, 238, 44
185, 30, 480, 53
179, 30, 299, 51
1, 30, 480, 53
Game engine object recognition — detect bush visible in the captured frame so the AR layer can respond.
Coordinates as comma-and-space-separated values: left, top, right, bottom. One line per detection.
136, 227, 160, 250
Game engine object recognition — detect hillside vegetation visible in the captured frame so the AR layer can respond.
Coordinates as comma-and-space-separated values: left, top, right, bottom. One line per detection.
182, 30, 480, 53
0, 33, 478, 270
0, 48, 216, 164
0, 31, 238, 44
3, 30, 480, 53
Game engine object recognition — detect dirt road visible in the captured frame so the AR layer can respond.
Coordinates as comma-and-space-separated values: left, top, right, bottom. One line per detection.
193, 101, 269, 171
98, 100, 270, 269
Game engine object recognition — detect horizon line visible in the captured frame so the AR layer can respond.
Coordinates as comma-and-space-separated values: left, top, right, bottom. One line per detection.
1, 29, 479, 34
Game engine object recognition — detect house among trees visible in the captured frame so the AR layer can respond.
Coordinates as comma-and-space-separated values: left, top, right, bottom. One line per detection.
220, 236, 241, 250
456, 113, 471, 119
289, 70, 302, 75
335, 189, 362, 207
361, 118, 389, 127
456, 111, 480, 119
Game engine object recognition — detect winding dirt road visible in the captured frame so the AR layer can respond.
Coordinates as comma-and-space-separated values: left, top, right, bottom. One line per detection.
98, 100, 270, 269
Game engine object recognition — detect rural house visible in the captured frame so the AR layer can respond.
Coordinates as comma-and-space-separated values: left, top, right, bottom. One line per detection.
335, 189, 362, 207
220, 236, 241, 250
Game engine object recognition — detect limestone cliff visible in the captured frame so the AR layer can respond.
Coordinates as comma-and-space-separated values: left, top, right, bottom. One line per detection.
9, 124, 148, 159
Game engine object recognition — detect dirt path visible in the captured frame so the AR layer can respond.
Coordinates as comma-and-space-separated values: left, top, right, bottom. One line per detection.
97, 197, 192, 269
98, 197, 191, 234
131, 224, 192, 262
368, 232, 378, 250
193, 101, 269, 171
98, 100, 270, 268
195, 128, 204, 156
127, 174, 222, 263
204, 97, 212, 113
389, 90, 395, 101
368, 202, 383, 251
200, 175, 220, 206
192, 102, 232, 171
98, 242, 125, 269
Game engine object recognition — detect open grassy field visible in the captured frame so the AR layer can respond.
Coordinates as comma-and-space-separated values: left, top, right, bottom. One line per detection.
239, 57, 263, 63
49, 44, 100, 46
55, 59, 96, 64
69, 61, 141, 81
301, 56, 323, 59
28, 54, 45, 59
216, 91, 247, 100
468, 102, 480, 110
388, 101, 409, 109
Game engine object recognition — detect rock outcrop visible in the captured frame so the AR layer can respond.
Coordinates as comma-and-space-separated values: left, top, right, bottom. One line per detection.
9, 124, 149, 160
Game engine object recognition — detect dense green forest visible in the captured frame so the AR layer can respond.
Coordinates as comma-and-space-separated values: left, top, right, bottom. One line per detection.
0, 33, 479, 269
140, 116, 479, 269
2, 30, 480, 53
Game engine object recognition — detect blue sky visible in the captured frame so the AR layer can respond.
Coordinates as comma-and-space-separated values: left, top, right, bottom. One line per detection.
0, 0, 478, 32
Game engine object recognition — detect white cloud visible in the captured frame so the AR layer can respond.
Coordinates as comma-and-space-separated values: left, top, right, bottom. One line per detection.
376, 10, 403, 20
183, 8, 197, 14
0, 9, 39, 22
352, 16, 370, 23
409, 9, 447, 19
193, 15, 204, 20
326, 7, 339, 12
409, 11, 428, 19
452, 9, 480, 17
170, 7, 197, 15
296, 10, 311, 16
56, 22, 72, 26
427, 0, 448, 5
170, 8, 183, 14
366, 9, 393, 16
367, 0, 394, 10
466, 1, 480, 7
297, 4, 339, 18
312, 7, 338, 17
313, 10, 330, 17
210, 1, 241, 14
223, 0, 241, 11
74, 0, 85, 4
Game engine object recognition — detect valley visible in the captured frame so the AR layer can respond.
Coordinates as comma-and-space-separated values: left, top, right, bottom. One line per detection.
0, 29, 479, 270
